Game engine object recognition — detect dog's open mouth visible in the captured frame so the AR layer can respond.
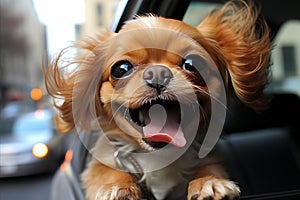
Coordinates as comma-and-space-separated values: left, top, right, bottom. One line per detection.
128, 100, 187, 149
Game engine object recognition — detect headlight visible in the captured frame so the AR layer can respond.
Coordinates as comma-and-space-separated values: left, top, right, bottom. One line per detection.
32, 143, 49, 158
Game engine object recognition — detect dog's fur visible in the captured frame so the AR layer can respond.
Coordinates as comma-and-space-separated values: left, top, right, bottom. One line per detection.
44, 1, 272, 200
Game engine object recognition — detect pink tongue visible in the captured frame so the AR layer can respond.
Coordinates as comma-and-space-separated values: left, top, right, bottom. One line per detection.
142, 104, 186, 148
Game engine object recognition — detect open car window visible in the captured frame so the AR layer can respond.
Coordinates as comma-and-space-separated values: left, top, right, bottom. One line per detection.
52, 1, 300, 200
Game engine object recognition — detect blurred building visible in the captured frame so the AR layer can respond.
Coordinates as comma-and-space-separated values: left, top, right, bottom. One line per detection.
77, 0, 120, 39
0, 0, 46, 106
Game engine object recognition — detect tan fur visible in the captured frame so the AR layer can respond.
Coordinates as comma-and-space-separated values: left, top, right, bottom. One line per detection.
188, 176, 240, 200
44, 1, 271, 199
81, 160, 141, 200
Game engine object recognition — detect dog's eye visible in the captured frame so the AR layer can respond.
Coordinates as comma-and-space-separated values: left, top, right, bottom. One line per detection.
181, 55, 207, 73
111, 60, 135, 79
181, 59, 198, 72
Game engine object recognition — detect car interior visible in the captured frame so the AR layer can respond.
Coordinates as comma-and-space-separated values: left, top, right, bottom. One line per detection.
52, 0, 300, 199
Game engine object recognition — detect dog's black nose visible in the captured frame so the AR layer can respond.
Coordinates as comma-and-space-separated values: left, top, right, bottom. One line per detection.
143, 65, 173, 90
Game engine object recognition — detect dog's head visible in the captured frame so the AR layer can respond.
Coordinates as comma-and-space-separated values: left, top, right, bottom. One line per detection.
45, 1, 272, 152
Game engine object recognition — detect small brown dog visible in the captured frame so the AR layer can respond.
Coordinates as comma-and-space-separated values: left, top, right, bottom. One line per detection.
45, 1, 272, 200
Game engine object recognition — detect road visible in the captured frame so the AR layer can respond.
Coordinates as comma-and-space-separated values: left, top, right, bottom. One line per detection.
0, 173, 53, 200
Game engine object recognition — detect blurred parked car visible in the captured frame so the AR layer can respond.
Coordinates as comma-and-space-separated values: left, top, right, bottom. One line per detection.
50, 0, 300, 199
0, 109, 69, 177
0, 101, 35, 119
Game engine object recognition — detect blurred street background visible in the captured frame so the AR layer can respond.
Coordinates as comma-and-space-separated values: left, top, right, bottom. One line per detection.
0, 0, 119, 199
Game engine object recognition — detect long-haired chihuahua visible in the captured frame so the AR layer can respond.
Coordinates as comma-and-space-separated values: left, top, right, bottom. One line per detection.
45, 1, 272, 200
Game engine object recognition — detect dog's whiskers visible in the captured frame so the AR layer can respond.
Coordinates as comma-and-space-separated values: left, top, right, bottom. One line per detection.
193, 85, 228, 111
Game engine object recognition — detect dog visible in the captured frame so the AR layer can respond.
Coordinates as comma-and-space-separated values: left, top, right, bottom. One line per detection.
44, 1, 272, 199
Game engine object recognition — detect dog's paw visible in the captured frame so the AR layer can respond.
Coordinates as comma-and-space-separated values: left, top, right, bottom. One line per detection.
95, 183, 141, 200
188, 177, 240, 200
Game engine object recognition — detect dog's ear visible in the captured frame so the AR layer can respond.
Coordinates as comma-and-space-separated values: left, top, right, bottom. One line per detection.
44, 32, 113, 133
197, 1, 272, 110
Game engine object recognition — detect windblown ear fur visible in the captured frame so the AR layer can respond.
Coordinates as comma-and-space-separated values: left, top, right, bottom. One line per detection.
198, 1, 273, 110
43, 49, 75, 133
44, 32, 112, 133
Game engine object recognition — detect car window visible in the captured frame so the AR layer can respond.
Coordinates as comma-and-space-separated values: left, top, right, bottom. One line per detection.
0, 110, 53, 137
0, 118, 15, 135
13, 110, 53, 134
183, 2, 221, 26
267, 20, 300, 96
